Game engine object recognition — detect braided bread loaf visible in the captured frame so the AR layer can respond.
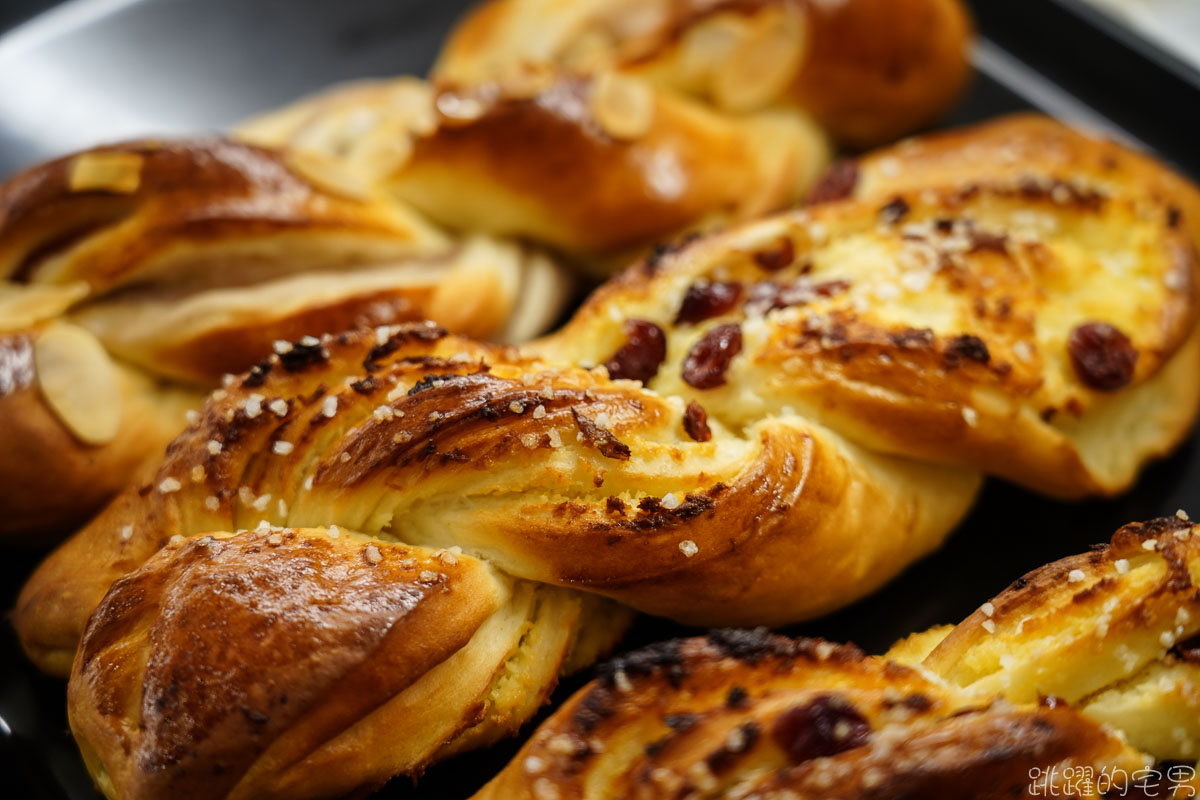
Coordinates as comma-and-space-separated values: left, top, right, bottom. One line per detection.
0, 138, 569, 537
476, 515, 1200, 799
16, 115, 1200, 798
0, 1, 975, 541
237, 0, 974, 268
433, 0, 973, 148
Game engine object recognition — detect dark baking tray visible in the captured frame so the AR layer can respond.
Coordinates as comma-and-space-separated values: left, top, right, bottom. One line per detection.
1, 0, 1198, 797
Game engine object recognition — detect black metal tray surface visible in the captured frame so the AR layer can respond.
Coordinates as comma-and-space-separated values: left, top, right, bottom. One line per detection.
0, 0, 1198, 797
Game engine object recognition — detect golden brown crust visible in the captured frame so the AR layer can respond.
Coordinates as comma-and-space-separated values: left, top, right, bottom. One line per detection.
238, 73, 830, 266
0, 138, 571, 540
0, 326, 201, 539
474, 631, 1145, 800
481, 520, 1200, 798
391, 76, 828, 257
17, 321, 975, 675
540, 115, 1200, 496
901, 514, 1200, 761
70, 527, 508, 800
434, 0, 972, 148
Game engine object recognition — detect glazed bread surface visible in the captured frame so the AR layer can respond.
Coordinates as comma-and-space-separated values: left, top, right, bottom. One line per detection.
476, 516, 1200, 799
434, 0, 973, 148
539, 114, 1200, 497
18, 115, 1200, 798
0, 136, 570, 537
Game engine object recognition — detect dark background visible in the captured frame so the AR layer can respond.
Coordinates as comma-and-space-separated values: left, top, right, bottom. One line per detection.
0, 0, 49, 31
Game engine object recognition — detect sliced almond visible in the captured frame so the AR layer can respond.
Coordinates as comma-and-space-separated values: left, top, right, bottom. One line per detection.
590, 72, 655, 140
712, 8, 807, 113
34, 322, 122, 445
286, 149, 370, 201
0, 281, 88, 332
68, 151, 144, 194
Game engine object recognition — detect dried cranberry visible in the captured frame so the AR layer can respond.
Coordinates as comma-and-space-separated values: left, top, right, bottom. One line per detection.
808, 159, 859, 204
683, 401, 712, 442
771, 695, 871, 764
753, 238, 795, 272
605, 319, 667, 383
682, 324, 743, 389
676, 281, 743, 324
1068, 322, 1138, 391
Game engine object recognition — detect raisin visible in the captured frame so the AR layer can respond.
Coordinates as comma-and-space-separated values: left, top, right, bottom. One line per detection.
771, 695, 871, 764
676, 281, 743, 324
944, 334, 990, 367
605, 319, 667, 383
682, 324, 743, 389
683, 401, 712, 442
753, 238, 795, 272
808, 159, 859, 204
1068, 322, 1138, 391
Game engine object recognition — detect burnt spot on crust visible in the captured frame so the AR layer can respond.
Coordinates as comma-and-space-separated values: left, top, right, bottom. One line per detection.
571, 686, 619, 734
969, 229, 1009, 254
362, 324, 446, 372
888, 327, 936, 349
726, 686, 750, 709
617, 492, 717, 532
572, 409, 631, 461
664, 713, 700, 732
705, 720, 761, 774
1068, 322, 1138, 391
879, 196, 911, 225
606, 496, 628, 516
642, 232, 703, 275
241, 360, 272, 388
1119, 516, 1194, 542
596, 638, 686, 688
943, 334, 990, 368
676, 281, 743, 324
278, 338, 327, 373
683, 401, 712, 443
1173, 633, 1200, 665
682, 323, 743, 389
771, 694, 872, 764
349, 376, 378, 395
745, 279, 851, 316
883, 692, 934, 713
605, 319, 667, 384
707, 628, 801, 665
407, 373, 466, 397
807, 159, 859, 204
752, 237, 795, 272
1168, 206, 1182, 229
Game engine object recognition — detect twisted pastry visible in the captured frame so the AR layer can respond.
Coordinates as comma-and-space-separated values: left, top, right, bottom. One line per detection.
237, 0, 973, 266
18, 115, 1200, 797
433, 0, 973, 148
0, 138, 569, 537
477, 515, 1200, 799
0, 0, 973, 539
